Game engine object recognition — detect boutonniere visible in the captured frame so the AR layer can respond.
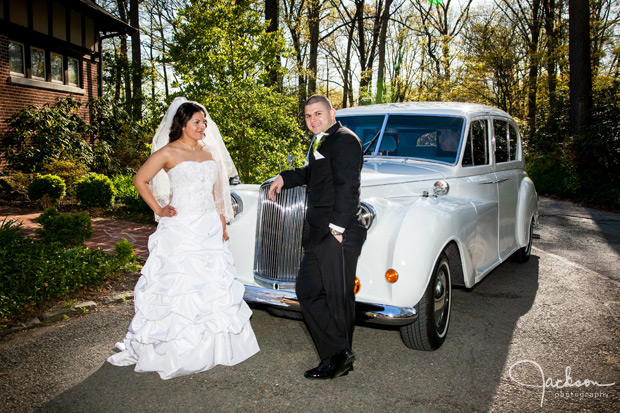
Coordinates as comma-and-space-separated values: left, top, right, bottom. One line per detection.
312, 132, 328, 153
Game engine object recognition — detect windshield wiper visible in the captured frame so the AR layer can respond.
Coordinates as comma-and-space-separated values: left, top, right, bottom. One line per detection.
363, 130, 381, 155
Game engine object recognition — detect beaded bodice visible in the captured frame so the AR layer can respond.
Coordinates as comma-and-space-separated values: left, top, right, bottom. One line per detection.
167, 160, 217, 216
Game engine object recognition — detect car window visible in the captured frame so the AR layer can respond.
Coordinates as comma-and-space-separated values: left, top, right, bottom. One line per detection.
463, 119, 489, 167
337, 115, 386, 154
493, 119, 509, 163
357, 115, 464, 163
509, 123, 519, 161
339, 114, 465, 163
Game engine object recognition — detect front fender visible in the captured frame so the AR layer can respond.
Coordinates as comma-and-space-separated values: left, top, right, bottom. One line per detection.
389, 196, 477, 308
227, 184, 260, 286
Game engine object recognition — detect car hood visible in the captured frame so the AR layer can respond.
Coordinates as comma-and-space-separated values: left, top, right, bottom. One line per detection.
361, 158, 449, 187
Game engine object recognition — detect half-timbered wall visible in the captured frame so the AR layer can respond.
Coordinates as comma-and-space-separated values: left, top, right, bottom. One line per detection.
0, 0, 123, 164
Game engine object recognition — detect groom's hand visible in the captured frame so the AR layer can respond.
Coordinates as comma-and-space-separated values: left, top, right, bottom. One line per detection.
268, 175, 284, 201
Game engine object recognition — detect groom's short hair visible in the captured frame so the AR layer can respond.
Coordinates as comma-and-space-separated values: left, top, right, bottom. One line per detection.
305, 94, 333, 111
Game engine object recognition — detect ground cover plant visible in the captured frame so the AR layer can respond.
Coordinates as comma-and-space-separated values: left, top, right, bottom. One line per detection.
0, 218, 140, 322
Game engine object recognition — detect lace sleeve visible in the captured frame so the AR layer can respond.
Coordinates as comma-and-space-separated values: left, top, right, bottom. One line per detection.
211, 150, 234, 222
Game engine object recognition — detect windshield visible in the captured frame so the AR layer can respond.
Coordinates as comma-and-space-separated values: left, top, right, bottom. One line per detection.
338, 114, 465, 164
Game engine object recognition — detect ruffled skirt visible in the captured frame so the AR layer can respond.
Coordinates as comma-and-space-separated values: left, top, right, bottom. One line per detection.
107, 211, 259, 379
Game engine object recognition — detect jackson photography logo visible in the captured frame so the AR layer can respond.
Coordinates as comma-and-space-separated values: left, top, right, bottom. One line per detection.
509, 360, 616, 407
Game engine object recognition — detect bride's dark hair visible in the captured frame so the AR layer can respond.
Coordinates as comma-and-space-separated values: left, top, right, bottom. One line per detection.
169, 102, 205, 141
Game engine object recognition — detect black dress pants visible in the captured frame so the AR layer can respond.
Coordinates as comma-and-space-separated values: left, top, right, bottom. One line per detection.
296, 224, 366, 361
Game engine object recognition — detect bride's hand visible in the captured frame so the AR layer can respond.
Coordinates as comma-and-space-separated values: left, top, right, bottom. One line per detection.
223, 228, 229, 242
159, 205, 177, 217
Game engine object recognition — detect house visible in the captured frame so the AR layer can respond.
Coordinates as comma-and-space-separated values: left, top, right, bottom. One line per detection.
0, 0, 135, 159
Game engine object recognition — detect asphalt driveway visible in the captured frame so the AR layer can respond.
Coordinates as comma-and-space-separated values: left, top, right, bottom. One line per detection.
0, 197, 618, 412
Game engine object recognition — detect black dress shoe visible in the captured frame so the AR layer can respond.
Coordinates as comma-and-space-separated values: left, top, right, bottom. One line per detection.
303, 349, 355, 380
304, 362, 333, 380
330, 348, 355, 378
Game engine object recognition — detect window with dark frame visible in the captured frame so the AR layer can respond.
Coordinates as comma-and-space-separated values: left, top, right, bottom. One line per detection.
493, 119, 509, 163
30, 47, 46, 79
463, 119, 489, 167
508, 124, 519, 161
9, 40, 80, 89
67, 57, 79, 86
9, 41, 25, 75
51, 53, 64, 83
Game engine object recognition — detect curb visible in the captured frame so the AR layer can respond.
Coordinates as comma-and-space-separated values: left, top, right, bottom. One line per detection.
0, 291, 135, 338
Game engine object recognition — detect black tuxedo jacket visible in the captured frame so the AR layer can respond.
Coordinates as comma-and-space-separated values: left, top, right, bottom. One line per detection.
280, 121, 365, 246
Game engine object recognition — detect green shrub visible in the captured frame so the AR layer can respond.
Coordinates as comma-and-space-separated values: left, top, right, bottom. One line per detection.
28, 174, 67, 209
526, 151, 578, 198
3, 97, 94, 173
90, 140, 121, 177
112, 174, 150, 215
42, 157, 89, 188
35, 207, 93, 247
114, 238, 141, 271
75, 173, 115, 209
0, 171, 31, 200
0, 237, 125, 320
115, 238, 134, 262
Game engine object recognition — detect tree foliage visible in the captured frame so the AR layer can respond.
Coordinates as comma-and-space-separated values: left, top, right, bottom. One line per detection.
169, 0, 306, 183
89, 0, 620, 208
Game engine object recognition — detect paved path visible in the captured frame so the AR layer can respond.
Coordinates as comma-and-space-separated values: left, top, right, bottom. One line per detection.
0, 206, 156, 261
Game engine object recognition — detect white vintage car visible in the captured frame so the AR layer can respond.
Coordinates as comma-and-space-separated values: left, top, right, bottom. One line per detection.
227, 102, 538, 350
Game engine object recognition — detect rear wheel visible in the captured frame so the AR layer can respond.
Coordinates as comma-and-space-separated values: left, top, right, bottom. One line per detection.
400, 252, 452, 351
511, 217, 534, 263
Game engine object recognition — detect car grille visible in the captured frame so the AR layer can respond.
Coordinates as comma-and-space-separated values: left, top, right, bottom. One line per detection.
253, 183, 307, 290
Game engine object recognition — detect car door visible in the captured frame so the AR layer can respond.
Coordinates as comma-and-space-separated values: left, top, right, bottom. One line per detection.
492, 118, 521, 260
460, 117, 500, 279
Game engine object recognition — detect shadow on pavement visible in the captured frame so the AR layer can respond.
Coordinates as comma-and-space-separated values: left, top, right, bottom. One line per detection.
40, 257, 540, 411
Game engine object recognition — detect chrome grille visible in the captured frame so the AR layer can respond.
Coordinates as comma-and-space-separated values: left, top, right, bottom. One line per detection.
253, 183, 307, 289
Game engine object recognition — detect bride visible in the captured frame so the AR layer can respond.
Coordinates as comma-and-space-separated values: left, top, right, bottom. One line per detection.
107, 97, 259, 379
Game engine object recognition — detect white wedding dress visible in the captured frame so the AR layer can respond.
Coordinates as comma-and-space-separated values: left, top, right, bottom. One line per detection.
107, 160, 259, 379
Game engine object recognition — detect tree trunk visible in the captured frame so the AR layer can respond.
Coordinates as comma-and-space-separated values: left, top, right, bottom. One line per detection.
343, 15, 356, 108
375, 0, 392, 104
149, 13, 155, 105
526, 0, 542, 141
307, 0, 321, 95
130, 0, 142, 119
265, 0, 280, 88
157, 9, 170, 99
355, 0, 367, 104
117, 0, 131, 110
569, 0, 592, 135
544, 0, 559, 135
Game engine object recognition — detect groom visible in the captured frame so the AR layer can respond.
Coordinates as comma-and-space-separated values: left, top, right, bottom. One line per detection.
269, 95, 367, 379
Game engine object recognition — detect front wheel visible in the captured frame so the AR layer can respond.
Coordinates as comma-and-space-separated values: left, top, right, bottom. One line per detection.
400, 252, 452, 351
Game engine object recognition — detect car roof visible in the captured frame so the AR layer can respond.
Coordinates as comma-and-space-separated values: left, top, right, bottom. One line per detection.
336, 101, 512, 118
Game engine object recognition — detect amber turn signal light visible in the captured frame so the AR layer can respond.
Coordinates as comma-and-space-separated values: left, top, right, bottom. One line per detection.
385, 269, 399, 283
354, 277, 361, 294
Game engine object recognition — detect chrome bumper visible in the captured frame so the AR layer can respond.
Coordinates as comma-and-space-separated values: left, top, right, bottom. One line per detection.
243, 285, 417, 326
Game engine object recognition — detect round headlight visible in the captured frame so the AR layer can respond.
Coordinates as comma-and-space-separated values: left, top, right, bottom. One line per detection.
230, 192, 243, 219
432, 180, 450, 196
360, 201, 376, 229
